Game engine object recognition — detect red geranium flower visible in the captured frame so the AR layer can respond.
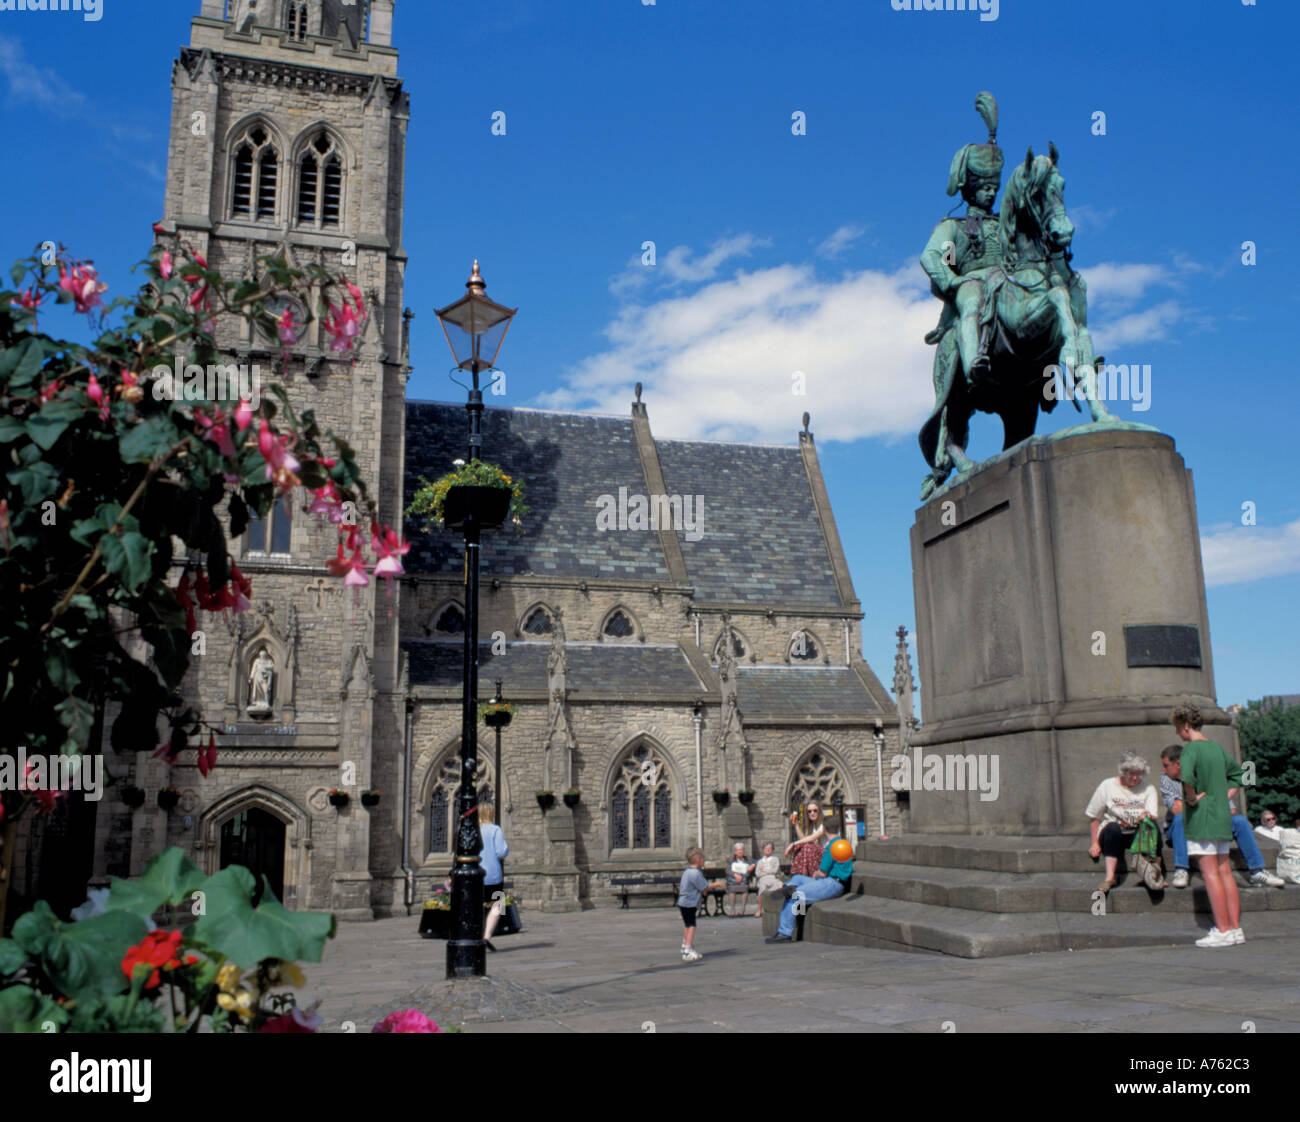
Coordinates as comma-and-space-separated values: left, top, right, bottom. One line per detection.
121, 930, 185, 990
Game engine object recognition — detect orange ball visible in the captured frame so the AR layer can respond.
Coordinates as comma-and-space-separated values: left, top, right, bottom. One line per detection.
829, 838, 854, 863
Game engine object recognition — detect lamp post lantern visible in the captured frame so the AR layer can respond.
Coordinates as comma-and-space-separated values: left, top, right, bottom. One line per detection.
435, 261, 517, 980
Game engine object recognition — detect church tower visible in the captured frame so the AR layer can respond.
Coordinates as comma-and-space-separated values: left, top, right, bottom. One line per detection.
134, 0, 410, 918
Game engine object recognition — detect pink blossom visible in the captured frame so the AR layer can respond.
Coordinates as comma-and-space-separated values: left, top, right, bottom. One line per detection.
234, 398, 253, 432
58, 262, 108, 315
19, 763, 67, 816
86, 373, 109, 421
229, 563, 252, 614
197, 732, 218, 778
159, 250, 173, 279
277, 305, 299, 354
257, 420, 301, 493
371, 1009, 442, 1034
12, 287, 41, 319
195, 408, 238, 461
322, 283, 367, 355
370, 526, 409, 580
0, 499, 10, 552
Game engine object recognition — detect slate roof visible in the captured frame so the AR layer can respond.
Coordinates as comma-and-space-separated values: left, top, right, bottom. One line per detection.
403, 403, 846, 607
735, 666, 881, 720
403, 639, 707, 696
656, 438, 840, 606
404, 403, 670, 582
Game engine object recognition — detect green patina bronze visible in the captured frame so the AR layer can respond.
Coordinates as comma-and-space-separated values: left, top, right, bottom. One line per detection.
917, 92, 1155, 501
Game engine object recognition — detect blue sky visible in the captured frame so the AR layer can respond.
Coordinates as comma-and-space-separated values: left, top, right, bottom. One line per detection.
0, 0, 1295, 708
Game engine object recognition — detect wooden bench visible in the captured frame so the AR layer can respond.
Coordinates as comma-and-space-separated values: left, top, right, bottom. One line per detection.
611, 875, 681, 908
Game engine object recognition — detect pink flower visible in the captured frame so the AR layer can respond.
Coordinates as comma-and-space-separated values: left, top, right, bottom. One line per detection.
39, 381, 63, 404
12, 287, 41, 319
152, 222, 167, 237
322, 282, 367, 355
85, 372, 110, 420
197, 732, 218, 778
277, 305, 299, 352
0, 499, 10, 552
159, 250, 173, 279
229, 563, 252, 614
370, 526, 409, 579
257, 420, 301, 493
308, 480, 346, 522
20, 763, 66, 816
371, 1009, 442, 1034
195, 408, 238, 461
58, 262, 108, 315
234, 398, 253, 432
175, 573, 197, 635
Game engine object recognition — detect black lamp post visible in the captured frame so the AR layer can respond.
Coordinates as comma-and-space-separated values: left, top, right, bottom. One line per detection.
484, 678, 512, 823
435, 261, 517, 980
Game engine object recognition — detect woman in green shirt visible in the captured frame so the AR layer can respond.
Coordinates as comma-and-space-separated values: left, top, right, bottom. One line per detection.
1172, 703, 1243, 948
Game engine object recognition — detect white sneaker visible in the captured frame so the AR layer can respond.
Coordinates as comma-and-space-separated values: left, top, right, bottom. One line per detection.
1170, 869, 1190, 889
1194, 927, 1235, 948
1250, 870, 1286, 888
681, 949, 702, 962
1228, 928, 1245, 944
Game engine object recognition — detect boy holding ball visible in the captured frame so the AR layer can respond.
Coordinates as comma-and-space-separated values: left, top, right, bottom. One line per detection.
677, 848, 724, 962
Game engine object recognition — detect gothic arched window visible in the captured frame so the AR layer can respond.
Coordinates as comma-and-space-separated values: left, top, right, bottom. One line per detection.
610, 744, 671, 851
789, 630, 819, 661
787, 748, 847, 833
285, 0, 308, 40
426, 753, 495, 855
433, 604, 465, 634
602, 608, 636, 640
297, 132, 343, 229
230, 125, 278, 221
522, 607, 553, 635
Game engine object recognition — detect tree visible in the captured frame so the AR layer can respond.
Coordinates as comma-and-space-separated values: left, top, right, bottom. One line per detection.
1237, 698, 1300, 825
0, 231, 405, 931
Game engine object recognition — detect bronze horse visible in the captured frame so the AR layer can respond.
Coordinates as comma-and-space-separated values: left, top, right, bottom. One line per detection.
918, 144, 1123, 501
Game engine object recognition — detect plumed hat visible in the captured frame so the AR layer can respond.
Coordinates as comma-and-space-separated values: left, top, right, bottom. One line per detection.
946, 92, 1004, 197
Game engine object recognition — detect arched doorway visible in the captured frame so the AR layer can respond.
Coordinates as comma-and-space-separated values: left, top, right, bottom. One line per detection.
219, 808, 286, 904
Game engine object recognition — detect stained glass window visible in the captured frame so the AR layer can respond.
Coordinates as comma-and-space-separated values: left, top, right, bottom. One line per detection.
604, 610, 634, 639
609, 744, 671, 851
523, 608, 553, 635
426, 753, 497, 854
435, 605, 464, 634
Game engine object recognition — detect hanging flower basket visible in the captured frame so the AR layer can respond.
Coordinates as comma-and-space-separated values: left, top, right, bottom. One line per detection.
738, 788, 755, 806
120, 785, 145, 809
712, 788, 730, 807
328, 789, 349, 808
562, 788, 581, 809
407, 460, 527, 534
535, 790, 555, 811
157, 787, 180, 812
361, 789, 381, 808
480, 701, 515, 729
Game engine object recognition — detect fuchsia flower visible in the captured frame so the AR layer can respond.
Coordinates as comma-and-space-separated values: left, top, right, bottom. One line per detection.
197, 732, 218, 778
371, 526, 409, 579
159, 250, 173, 279
58, 262, 108, 315
39, 381, 63, 404
0, 499, 10, 552
308, 480, 347, 522
371, 1009, 442, 1034
195, 407, 238, 461
12, 287, 41, 319
277, 305, 299, 355
234, 398, 253, 432
229, 563, 252, 614
322, 280, 367, 355
19, 760, 68, 814
257, 420, 301, 492
118, 370, 144, 404
86, 373, 110, 421
325, 536, 369, 587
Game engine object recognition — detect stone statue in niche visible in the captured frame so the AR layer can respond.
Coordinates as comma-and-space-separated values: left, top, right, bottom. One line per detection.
247, 647, 275, 715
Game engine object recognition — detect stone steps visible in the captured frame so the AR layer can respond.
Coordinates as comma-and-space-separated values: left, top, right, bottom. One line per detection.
758, 831, 1299, 958
847, 861, 1300, 915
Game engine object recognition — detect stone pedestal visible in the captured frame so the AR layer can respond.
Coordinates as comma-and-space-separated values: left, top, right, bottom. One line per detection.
909, 430, 1237, 835
539, 805, 581, 912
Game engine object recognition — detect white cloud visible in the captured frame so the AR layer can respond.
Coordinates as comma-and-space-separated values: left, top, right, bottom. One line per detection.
1081, 262, 1173, 307
0, 35, 84, 115
817, 224, 866, 258
1200, 518, 1300, 587
542, 257, 938, 444
1092, 299, 1183, 350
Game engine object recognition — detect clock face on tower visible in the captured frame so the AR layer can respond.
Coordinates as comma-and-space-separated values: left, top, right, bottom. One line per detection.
260, 295, 308, 346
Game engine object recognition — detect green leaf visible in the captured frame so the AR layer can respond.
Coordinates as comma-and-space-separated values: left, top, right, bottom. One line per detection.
12, 902, 145, 1000
106, 846, 207, 918
119, 414, 178, 464
25, 400, 84, 451
11, 900, 58, 958
191, 866, 336, 967
0, 984, 68, 1033
9, 337, 47, 389
55, 696, 95, 754
7, 460, 60, 505
0, 938, 28, 976
0, 415, 27, 444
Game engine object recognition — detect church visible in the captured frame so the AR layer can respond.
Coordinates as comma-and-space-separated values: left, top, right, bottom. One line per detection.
29, 0, 908, 918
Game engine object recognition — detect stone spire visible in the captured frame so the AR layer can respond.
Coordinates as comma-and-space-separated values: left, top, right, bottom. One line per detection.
893, 625, 916, 750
